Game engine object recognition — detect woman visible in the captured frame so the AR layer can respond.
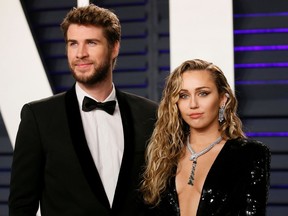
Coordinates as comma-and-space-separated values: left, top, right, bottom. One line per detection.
141, 59, 271, 216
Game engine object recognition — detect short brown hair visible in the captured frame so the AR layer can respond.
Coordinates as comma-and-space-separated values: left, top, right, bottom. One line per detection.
60, 4, 121, 46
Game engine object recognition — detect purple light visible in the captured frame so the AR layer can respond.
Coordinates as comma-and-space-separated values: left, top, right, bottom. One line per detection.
234, 12, 288, 18
235, 45, 288, 51
270, 185, 288, 189
235, 62, 288, 68
246, 132, 288, 137
236, 80, 288, 85
234, 28, 288, 34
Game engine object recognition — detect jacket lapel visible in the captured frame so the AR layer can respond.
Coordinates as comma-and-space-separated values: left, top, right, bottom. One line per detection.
65, 86, 110, 209
112, 90, 135, 211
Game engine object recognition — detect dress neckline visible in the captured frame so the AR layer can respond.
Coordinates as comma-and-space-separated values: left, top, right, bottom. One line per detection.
173, 139, 232, 214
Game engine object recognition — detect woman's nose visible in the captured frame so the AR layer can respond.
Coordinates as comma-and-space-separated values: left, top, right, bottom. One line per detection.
189, 97, 199, 109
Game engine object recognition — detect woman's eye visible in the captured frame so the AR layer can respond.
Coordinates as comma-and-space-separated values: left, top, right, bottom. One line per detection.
179, 93, 189, 99
199, 91, 209, 97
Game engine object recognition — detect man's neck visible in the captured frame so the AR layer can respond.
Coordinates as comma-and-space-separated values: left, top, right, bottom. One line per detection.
77, 81, 113, 102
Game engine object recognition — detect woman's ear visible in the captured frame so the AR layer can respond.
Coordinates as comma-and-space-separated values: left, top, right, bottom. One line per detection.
224, 93, 230, 103
220, 92, 230, 106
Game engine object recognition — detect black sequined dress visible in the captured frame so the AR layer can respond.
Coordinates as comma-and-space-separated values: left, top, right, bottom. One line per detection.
145, 138, 271, 216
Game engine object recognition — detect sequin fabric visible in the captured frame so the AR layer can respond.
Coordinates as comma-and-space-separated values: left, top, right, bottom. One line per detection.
146, 138, 271, 216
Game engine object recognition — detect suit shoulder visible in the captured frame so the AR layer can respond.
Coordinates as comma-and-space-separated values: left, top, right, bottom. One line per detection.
26, 92, 66, 107
22, 92, 66, 115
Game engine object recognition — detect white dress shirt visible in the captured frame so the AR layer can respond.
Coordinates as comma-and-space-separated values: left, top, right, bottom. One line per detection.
76, 83, 124, 207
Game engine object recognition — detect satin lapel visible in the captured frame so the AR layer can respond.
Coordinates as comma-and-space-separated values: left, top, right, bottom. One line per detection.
65, 86, 110, 209
112, 90, 135, 211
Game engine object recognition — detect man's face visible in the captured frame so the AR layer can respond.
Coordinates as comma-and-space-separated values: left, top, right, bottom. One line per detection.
66, 24, 118, 85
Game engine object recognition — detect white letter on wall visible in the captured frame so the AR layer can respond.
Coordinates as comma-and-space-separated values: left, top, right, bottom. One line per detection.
0, 0, 53, 147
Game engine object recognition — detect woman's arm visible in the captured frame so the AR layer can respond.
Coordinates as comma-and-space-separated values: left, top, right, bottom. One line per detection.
241, 141, 271, 215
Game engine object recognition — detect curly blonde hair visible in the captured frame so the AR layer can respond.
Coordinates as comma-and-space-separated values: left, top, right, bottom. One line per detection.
140, 59, 246, 206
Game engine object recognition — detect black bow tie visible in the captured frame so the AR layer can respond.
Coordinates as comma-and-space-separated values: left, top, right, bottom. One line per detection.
82, 96, 116, 115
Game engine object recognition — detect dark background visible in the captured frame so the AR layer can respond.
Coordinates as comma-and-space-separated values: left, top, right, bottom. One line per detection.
1, 0, 288, 215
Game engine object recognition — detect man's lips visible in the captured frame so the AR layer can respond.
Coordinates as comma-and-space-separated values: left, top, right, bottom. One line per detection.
75, 63, 92, 67
74, 62, 93, 70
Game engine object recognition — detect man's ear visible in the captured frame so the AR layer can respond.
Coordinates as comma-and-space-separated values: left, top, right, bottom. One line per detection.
112, 41, 120, 59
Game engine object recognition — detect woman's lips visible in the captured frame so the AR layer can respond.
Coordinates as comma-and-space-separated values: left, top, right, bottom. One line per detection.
189, 113, 203, 119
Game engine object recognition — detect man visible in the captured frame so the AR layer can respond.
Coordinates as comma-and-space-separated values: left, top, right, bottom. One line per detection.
9, 4, 157, 216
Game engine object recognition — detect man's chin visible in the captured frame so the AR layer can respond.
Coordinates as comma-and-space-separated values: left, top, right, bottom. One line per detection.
74, 75, 107, 86
71, 66, 110, 85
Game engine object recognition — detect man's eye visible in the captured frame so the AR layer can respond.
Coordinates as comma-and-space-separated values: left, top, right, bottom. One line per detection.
88, 41, 97, 46
68, 42, 77, 47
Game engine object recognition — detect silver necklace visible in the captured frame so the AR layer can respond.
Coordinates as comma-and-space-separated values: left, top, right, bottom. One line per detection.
186, 136, 222, 186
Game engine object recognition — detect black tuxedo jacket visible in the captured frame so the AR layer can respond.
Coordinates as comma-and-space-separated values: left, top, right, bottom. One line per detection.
9, 86, 158, 216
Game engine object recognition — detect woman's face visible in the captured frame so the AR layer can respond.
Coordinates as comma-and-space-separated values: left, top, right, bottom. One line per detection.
177, 70, 225, 133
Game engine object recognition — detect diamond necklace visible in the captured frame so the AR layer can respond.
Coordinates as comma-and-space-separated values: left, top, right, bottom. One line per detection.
186, 136, 222, 186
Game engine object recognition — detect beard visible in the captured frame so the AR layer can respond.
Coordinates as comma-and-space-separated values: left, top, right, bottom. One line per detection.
71, 59, 111, 85
70, 51, 113, 85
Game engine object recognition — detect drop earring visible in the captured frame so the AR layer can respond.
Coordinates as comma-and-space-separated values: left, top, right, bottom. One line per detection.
218, 104, 225, 123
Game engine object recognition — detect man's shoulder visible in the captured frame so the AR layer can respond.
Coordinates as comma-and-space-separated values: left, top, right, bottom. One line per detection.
28, 92, 66, 106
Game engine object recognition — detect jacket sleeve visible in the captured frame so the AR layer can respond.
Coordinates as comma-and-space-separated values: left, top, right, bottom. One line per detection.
241, 141, 271, 216
9, 104, 43, 216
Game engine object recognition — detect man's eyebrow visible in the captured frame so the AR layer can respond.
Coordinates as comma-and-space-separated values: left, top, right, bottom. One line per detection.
67, 38, 101, 42
67, 39, 77, 43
